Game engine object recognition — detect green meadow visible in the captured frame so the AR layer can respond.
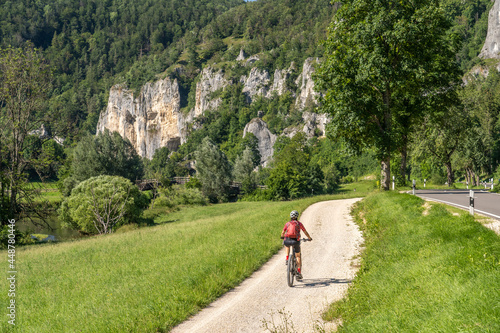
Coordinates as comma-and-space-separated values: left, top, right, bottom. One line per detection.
0, 183, 374, 332
3, 182, 497, 332
325, 192, 500, 332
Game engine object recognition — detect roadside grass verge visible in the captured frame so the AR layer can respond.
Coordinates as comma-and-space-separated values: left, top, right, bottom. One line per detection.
324, 191, 500, 332
0, 181, 375, 332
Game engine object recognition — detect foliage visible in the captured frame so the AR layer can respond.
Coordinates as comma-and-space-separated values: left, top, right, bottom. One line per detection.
441, 0, 493, 71
194, 137, 233, 202
411, 103, 470, 185
144, 146, 170, 178
316, 0, 463, 190
59, 175, 147, 234
324, 191, 500, 332
233, 147, 258, 194
0, 44, 55, 224
155, 186, 208, 208
0, 225, 36, 248
69, 129, 144, 186
266, 133, 326, 200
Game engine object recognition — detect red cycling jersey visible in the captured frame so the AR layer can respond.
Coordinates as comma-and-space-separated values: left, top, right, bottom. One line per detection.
283, 220, 306, 240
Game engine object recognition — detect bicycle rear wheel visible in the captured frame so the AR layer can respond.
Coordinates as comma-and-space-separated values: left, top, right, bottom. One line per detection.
287, 251, 295, 287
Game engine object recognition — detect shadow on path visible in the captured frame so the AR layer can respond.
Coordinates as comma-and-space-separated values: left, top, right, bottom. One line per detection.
293, 278, 352, 289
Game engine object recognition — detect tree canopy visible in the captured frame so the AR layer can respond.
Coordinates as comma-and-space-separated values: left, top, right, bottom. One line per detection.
316, 0, 463, 190
0, 44, 55, 222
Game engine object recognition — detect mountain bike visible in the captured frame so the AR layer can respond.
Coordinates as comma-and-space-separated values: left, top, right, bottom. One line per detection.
285, 238, 310, 287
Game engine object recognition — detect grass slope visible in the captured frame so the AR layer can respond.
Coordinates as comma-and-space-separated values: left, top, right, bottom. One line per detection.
0, 182, 374, 332
324, 192, 500, 332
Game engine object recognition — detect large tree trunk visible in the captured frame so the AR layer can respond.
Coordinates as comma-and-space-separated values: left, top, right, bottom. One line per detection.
445, 161, 454, 187
9, 186, 16, 219
381, 158, 390, 190
400, 147, 407, 185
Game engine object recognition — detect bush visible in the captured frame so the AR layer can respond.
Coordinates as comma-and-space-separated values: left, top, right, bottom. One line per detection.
155, 186, 208, 208
0, 226, 35, 248
59, 175, 148, 235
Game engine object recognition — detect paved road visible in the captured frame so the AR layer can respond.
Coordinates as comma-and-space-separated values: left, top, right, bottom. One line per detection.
414, 189, 500, 220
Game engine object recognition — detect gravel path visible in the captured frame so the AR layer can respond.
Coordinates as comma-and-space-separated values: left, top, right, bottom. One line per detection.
171, 198, 363, 333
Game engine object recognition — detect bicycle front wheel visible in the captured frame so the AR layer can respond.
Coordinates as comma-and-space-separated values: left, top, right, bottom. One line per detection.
287, 253, 295, 287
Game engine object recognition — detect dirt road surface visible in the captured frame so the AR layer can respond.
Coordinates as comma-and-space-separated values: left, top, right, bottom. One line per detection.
171, 198, 363, 333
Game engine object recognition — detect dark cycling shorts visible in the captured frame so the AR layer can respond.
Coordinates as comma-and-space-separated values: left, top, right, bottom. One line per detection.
283, 238, 300, 253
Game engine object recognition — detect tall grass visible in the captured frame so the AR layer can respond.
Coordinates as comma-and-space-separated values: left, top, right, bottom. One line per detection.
0, 182, 375, 332
324, 192, 500, 332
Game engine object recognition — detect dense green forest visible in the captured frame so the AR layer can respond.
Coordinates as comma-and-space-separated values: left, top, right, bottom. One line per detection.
2, 0, 500, 234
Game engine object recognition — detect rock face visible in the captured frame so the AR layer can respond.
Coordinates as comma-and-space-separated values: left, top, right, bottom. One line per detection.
283, 111, 330, 139
96, 77, 182, 159
194, 66, 229, 117
480, 0, 500, 59
243, 118, 277, 166
241, 67, 271, 103
267, 67, 294, 98
302, 111, 329, 137
236, 49, 247, 61
97, 58, 325, 160
295, 57, 321, 109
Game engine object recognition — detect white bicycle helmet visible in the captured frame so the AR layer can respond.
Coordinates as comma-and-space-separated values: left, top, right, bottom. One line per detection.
290, 210, 299, 219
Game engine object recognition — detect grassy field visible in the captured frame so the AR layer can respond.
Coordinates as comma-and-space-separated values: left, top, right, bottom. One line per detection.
0, 181, 375, 332
324, 191, 500, 332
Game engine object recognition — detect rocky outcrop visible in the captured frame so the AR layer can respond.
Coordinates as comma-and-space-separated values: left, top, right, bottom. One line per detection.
243, 118, 276, 166
480, 0, 500, 59
97, 58, 325, 160
241, 67, 271, 103
295, 57, 321, 110
302, 111, 329, 137
283, 111, 330, 139
267, 67, 294, 98
96, 78, 183, 159
236, 49, 247, 61
194, 66, 229, 117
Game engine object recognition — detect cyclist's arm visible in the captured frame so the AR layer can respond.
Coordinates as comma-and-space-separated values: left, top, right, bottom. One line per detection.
301, 225, 312, 240
281, 223, 288, 238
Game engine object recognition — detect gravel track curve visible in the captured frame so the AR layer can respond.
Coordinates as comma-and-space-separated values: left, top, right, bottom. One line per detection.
171, 198, 363, 333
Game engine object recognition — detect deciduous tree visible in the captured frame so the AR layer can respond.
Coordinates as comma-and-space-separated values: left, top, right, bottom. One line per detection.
59, 175, 147, 235
316, 0, 462, 190
0, 44, 55, 223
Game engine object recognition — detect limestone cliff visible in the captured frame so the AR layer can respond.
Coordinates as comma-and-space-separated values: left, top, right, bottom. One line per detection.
295, 57, 321, 110
97, 58, 325, 161
267, 66, 295, 98
480, 0, 500, 59
96, 77, 183, 159
243, 118, 276, 166
194, 66, 229, 117
241, 67, 271, 103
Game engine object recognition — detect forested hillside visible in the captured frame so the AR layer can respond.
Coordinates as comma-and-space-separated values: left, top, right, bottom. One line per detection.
0, 0, 334, 140
2, 0, 500, 230
0, 0, 493, 140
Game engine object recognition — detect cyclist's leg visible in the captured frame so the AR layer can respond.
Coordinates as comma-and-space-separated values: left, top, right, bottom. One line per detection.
284, 243, 290, 264
295, 243, 302, 270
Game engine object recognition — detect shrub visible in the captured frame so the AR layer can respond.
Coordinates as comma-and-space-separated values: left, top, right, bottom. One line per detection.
0, 226, 35, 248
59, 175, 148, 235
155, 186, 208, 208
